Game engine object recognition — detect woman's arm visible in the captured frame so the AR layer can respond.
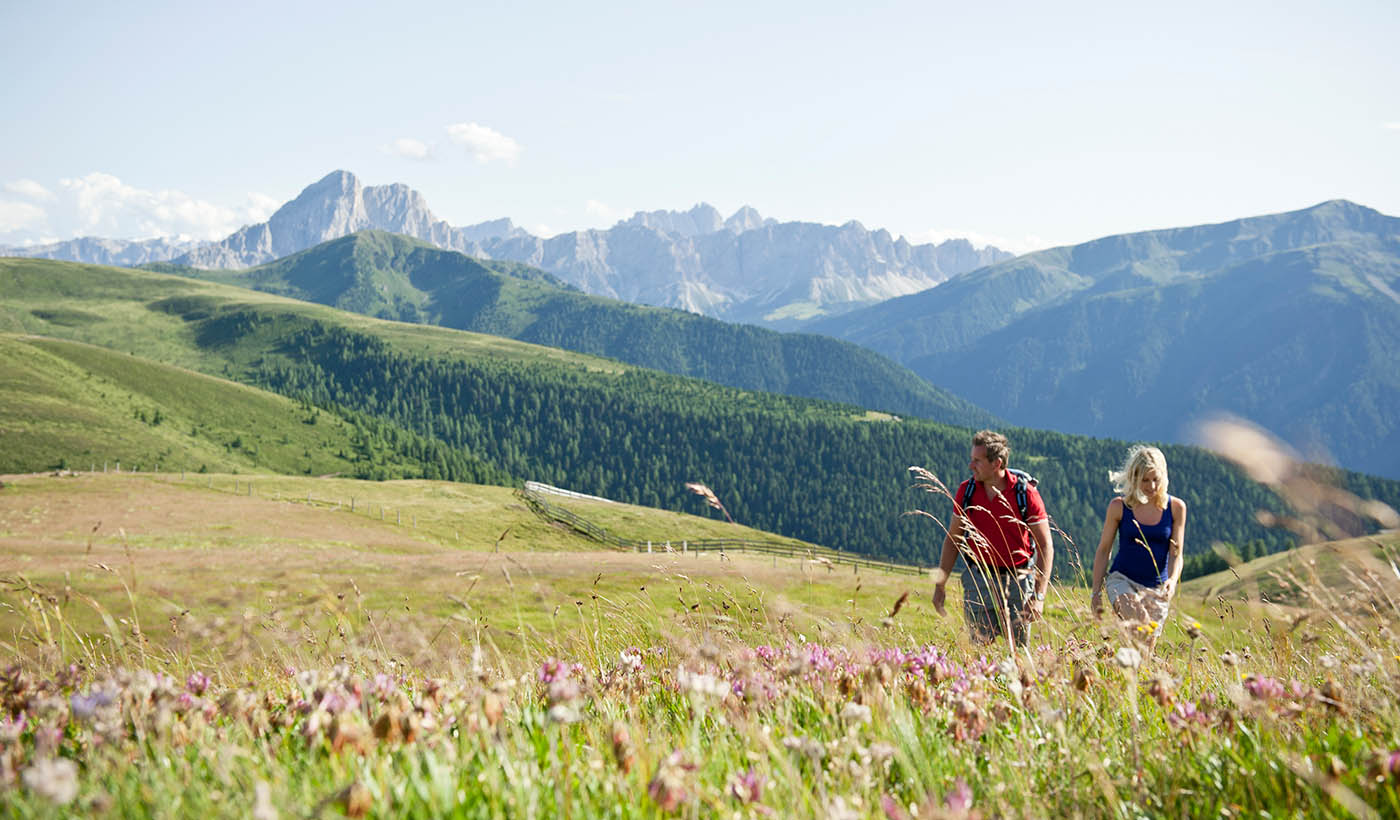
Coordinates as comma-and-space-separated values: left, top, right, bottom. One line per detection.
1090, 498, 1122, 616
1163, 497, 1187, 599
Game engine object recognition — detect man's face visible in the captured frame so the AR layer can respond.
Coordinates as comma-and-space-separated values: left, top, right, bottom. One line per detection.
970, 445, 1001, 483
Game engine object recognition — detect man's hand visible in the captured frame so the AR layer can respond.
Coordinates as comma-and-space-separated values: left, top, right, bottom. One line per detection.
1091, 589, 1103, 619
1021, 596, 1044, 622
932, 583, 947, 615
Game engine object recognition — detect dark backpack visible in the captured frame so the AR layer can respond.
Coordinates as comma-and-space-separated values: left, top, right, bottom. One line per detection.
959, 468, 1038, 523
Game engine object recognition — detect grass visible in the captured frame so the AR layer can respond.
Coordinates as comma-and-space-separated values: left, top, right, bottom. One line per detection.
0, 257, 627, 377
0, 334, 376, 476
2, 472, 1398, 817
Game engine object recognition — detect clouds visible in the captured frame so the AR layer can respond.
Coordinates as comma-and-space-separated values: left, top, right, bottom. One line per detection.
383, 122, 523, 166
445, 122, 521, 164
0, 172, 277, 245
386, 137, 432, 161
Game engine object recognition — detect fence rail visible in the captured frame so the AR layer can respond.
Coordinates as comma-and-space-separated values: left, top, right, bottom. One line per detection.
517, 485, 932, 577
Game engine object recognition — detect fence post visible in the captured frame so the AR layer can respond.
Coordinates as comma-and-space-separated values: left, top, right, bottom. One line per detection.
647, 541, 652, 554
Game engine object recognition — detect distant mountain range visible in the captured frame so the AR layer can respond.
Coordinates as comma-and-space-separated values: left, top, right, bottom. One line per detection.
0, 170, 1010, 324
148, 230, 1000, 429
811, 199, 1400, 478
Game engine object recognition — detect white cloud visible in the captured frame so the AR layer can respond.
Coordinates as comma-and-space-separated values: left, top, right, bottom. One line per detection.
0, 200, 47, 234
0, 172, 282, 244
446, 122, 522, 164
911, 227, 1055, 256
4, 179, 54, 200
387, 137, 433, 160
1385, 122, 1400, 130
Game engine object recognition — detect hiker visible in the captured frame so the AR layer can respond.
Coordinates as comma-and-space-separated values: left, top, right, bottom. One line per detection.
1089, 445, 1186, 652
932, 430, 1055, 647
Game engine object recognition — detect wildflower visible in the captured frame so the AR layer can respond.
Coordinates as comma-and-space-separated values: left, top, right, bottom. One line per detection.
841, 701, 872, 725
879, 794, 911, 820
1072, 664, 1097, 692
1167, 701, 1210, 729
1184, 620, 1203, 639
729, 767, 765, 804
1319, 678, 1347, 714
69, 690, 115, 722
185, 672, 210, 696
619, 648, 644, 673
1244, 675, 1285, 700
944, 778, 974, 813
1146, 674, 1175, 707
677, 668, 728, 701
611, 722, 636, 773
22, 757, 79, 805
372, 673, 396, 700
1373, 749, 1400, 780
1114, 647, 1142, 670
648, 750, 696, 812
870, 742, 897, 764
1219, 651, 1240, 667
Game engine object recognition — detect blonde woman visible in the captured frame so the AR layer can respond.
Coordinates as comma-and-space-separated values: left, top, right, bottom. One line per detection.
1090, 446, 1186, 651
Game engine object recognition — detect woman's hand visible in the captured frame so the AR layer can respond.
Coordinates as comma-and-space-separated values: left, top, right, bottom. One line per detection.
1091, 589, 1103, 619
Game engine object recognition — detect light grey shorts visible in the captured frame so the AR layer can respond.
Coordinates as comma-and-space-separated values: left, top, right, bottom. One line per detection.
1105, 571, 1170, 632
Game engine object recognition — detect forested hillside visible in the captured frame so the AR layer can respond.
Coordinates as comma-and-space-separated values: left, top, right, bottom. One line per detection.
147, 230, 998, 428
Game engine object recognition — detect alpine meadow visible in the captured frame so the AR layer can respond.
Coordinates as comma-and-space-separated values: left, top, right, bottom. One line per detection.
4, 9, 1400, 811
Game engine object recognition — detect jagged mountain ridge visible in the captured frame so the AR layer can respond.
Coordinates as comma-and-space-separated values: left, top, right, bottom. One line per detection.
0, 170, 1011, 324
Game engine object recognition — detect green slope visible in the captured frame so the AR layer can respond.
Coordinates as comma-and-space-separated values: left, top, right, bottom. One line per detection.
149, 230, 998, 428
5, 256, 1399, 567
0, 333, 508, 482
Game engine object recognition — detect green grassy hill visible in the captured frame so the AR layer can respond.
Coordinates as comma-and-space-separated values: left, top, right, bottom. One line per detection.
1180, 531, 1400, 610
0, 334, 508, 482
148, 230, 999, 428
5, 256, 1399, 568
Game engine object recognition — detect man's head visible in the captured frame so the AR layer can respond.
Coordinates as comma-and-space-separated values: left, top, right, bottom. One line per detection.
970, 429, 1009, 484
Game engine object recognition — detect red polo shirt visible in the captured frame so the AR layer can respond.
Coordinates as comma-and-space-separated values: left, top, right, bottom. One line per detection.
955, 472, 1045, 569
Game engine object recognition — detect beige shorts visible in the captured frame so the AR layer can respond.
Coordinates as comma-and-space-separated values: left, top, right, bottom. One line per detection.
1105, 571, 1170, 632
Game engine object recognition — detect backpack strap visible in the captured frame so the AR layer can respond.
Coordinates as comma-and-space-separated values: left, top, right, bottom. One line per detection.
962, 470, 1038, 522
959, 478, 976, 514
1007, 468, 1037, 522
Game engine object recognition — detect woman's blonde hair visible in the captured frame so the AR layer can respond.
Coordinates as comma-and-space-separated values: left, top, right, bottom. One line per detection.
1110, 445, 1169, 508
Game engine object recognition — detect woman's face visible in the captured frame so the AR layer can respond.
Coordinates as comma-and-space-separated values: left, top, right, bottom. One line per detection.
1137, 470, 1162, 500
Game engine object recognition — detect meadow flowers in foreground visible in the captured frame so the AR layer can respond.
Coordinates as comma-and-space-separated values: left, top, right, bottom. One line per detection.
2, 617, 1399, 819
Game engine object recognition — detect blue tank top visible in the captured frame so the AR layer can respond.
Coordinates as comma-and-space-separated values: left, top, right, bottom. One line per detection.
1109, 497, 1174, 587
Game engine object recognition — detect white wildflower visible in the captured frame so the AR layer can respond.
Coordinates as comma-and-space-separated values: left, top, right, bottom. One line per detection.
1114, 646, 1143, 670
22, 757, 79, 805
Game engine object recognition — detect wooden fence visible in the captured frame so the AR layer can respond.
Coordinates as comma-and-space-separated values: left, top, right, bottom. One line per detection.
517, 485, 932, 577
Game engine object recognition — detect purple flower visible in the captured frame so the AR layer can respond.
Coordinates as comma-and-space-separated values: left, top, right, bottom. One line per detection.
69, 690, 114, 721
729, 768, 764, 803
943, 778, 973, 813
1244, 675, 1286, 700
186, 672, 210, 696
372, 673, 396, 699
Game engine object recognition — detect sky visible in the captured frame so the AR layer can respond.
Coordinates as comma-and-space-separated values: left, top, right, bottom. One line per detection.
1, 0, 1397, 254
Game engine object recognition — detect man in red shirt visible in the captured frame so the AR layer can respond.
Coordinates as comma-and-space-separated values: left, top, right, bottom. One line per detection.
932, 430, 1055, 648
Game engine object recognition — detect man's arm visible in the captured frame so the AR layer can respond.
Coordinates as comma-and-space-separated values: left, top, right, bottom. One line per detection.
932, 515, 964, 615
1022, 517, 1054, 621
